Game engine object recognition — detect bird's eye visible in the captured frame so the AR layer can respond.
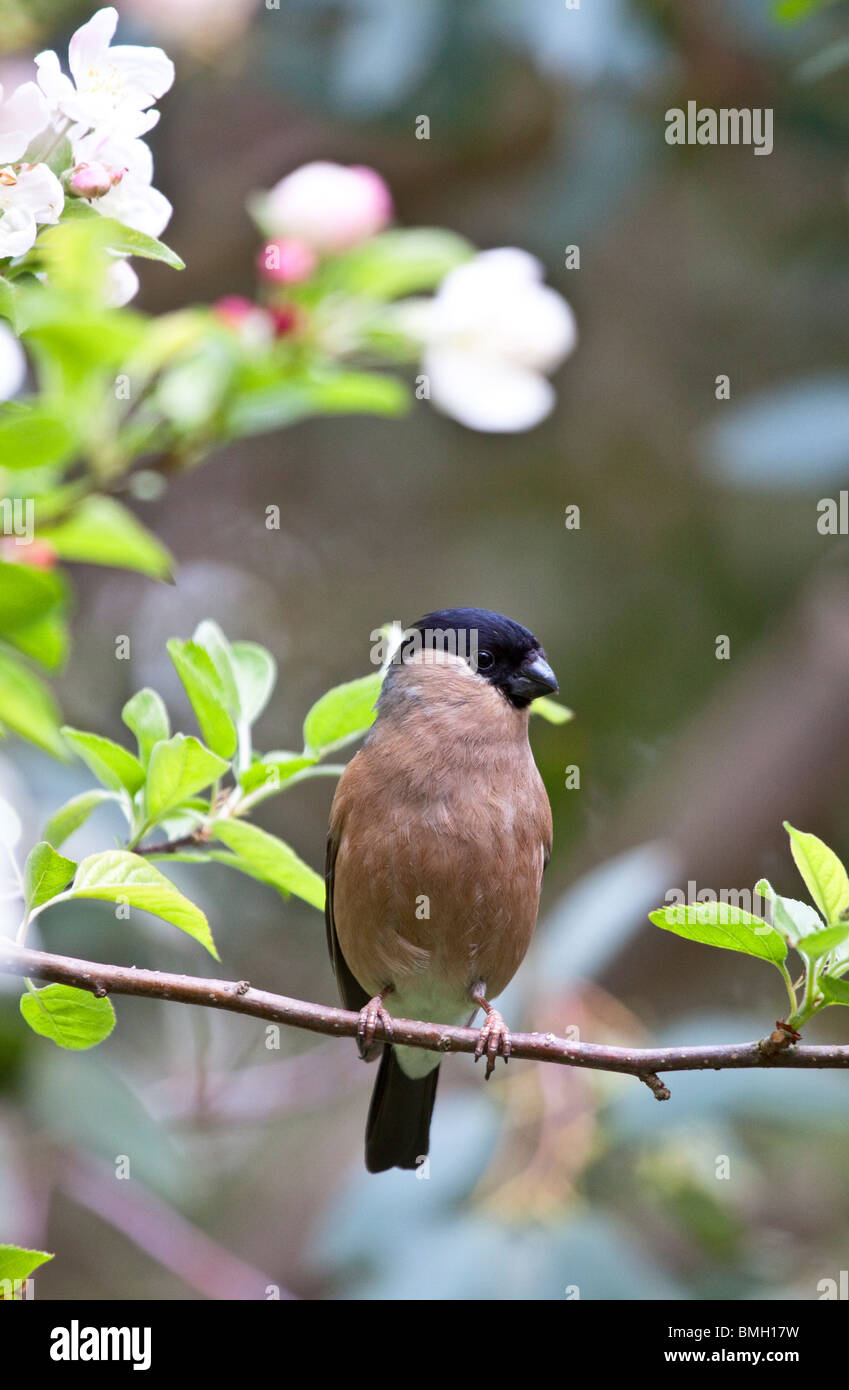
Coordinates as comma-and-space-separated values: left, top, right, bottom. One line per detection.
476, 650, 494, 671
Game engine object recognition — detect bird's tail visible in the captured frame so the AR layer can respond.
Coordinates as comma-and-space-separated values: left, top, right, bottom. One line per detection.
365, 1046, 439, 1173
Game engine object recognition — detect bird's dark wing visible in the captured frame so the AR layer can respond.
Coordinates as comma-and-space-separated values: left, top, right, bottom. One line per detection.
325, 830, 369, 1013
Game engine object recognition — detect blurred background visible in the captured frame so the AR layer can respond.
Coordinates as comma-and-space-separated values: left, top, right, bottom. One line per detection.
3, 0, 849, 1300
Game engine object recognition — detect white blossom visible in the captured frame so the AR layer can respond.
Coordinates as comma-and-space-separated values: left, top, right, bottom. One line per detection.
71, 129, 171, 237
35, 6, 174, 140
104, 257, 139, 306
0, 321, 25, 400
403, 248, 577, 433
0, 162, 64, 258
0, 81, 50, 163
95, 174, 171, 236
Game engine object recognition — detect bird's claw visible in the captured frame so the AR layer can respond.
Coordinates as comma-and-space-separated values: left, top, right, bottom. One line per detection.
357, 995, 393, 1057
474, 1009, 511, 1080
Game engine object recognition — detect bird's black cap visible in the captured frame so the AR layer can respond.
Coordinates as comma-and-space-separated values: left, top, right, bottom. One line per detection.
410, 608, 558, 707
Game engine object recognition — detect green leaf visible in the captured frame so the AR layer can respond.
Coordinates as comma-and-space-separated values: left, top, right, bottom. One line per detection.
755, 879, 824, 941
39, 496, 174, 580
773, 0, 836, 23
796, 925, 849, 960
155, 337, 236, 429
648, 901, 787, 963
303, 672, 382, 756
531, 697, 573, 725
43, 789, 117, 849
122, 688, 170, 765
145, 734, 228, 823
21, 288, 146, 382
212, 820, 325, 910
225, 369, 408, 438
328, 228, 474, 299
62, 727, 145, 795
0, 1244, 53, 1294
23, 127, 72, 176
93, 216, 185, 270
191, 620, 239, 712
241, 753, 317, 795
20, 983, 115, 1050
0, 276, 18, 330
2, 609, 68, 672
0, 648, 65, 757
24, 840, 76, 911
23, 211, 113, 291
0, 558, 64, 633
820, 975, 849, 1007
0, 404, 75, 470
784, 823, 849, 925
307, 370, 409, 416
230, 641, 276, 725
70, 850, 218, 958
167, 638, 237, 759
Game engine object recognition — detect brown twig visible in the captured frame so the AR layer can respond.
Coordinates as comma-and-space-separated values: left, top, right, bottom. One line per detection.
3, 940, 849, 1094
134, 832, 204, 857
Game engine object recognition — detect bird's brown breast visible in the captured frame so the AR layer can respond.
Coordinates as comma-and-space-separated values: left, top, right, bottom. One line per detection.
328, 656, 552, 1005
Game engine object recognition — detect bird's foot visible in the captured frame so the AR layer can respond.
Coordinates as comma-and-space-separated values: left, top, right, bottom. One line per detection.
357, 992, 393, 1058
474, 1008, 511, 1080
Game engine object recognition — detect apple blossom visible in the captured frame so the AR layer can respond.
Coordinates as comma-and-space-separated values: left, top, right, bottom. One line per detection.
0, 322, 25, 400
258, 238, 317, 285
213, 295, 274, 347
70, 128, 171, 236
0, 81, 49, 163
35, 6, 174, 141
93, 172, 171, 236
104, 257, 139, 306
262, 162, 392, 255
402, 248, 577, 433
68, 160, 123, 199
0, 162, 64, 258
72, 127, 153, 183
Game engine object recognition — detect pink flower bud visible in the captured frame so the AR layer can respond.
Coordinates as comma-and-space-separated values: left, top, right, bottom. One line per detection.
264, 161, 393, 255
68, 161, 115, 199
258, 238, 317, 284
213, 295, 259, 328
0, 537, 57, 570
212, 295, 274, 346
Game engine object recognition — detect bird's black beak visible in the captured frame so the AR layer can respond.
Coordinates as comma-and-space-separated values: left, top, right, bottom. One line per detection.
504, 652, 559, 703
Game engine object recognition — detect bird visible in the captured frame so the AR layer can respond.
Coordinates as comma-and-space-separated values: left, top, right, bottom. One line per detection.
325, 607, 557, 1173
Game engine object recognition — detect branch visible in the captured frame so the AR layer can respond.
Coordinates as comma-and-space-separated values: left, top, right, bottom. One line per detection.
62, 1152, 294, 1301
3, 940, 849, 1095
133, 832, 203, 857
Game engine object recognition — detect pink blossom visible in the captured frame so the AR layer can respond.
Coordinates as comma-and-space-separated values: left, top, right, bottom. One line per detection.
258, 238, 317, 285
213, 295, 273, 346
261, 162, 392, 255
68, 160, 122, 199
